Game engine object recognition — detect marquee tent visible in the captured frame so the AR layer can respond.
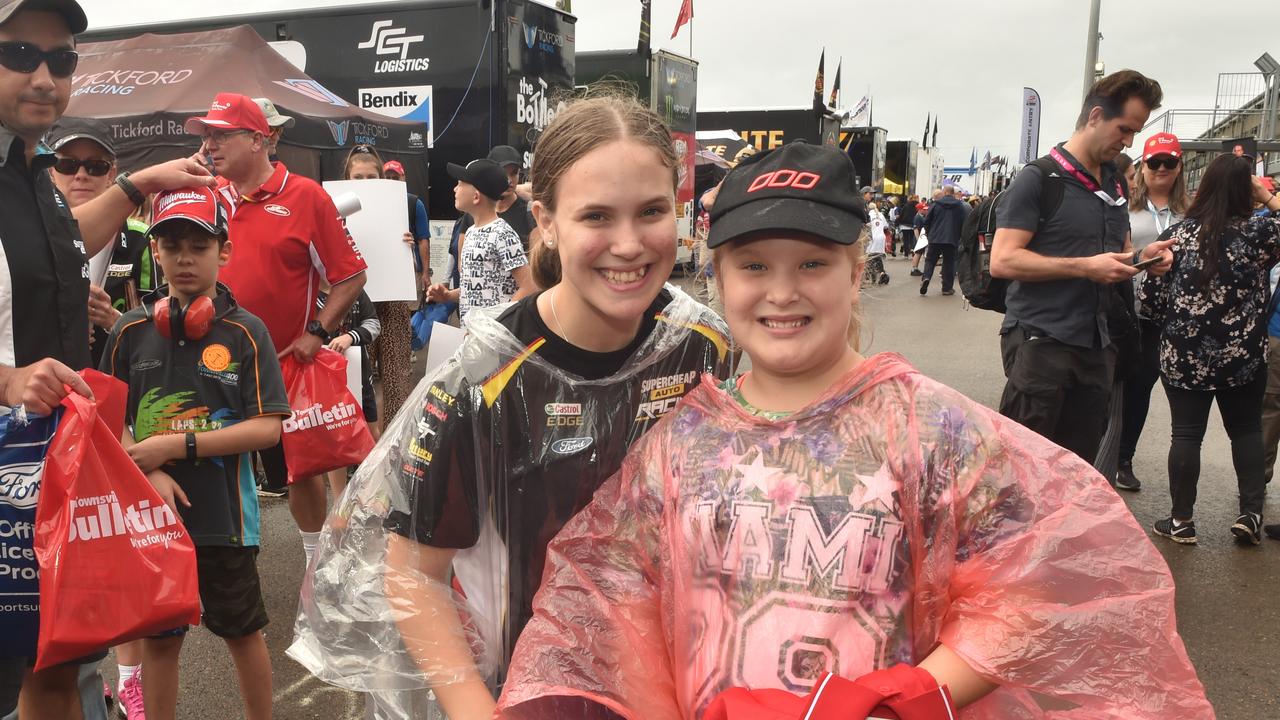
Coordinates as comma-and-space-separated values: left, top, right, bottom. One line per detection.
64, 25, 428, 186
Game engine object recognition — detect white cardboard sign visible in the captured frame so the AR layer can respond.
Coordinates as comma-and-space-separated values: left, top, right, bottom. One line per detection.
322, 179, 416, 302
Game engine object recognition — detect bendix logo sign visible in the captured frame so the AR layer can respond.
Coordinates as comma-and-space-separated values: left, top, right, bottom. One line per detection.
359, 85, 433, 147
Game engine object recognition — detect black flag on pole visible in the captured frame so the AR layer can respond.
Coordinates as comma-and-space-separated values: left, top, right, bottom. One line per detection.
923, 114, 930, 148
812, 49, 825, 116
637, 0, 652, 55
828, 60, 841, 109
932, 116, 938, 148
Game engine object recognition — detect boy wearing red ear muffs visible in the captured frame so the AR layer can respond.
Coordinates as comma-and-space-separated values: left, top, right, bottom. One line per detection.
98, 187, 291, 720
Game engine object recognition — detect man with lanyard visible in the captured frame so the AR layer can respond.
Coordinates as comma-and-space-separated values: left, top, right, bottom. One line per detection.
989, 69, 1175, 463
0, 0, 214, 715
186, 92, 368, 563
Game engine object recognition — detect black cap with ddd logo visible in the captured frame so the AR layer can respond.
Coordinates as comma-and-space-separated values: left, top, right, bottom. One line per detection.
707, 141, 869, 249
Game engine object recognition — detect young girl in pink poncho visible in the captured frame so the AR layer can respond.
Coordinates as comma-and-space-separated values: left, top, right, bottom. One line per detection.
496, 142, 1213, 720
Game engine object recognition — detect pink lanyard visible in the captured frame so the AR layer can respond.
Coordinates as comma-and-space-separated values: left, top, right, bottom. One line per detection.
1049, 147, 1127, 206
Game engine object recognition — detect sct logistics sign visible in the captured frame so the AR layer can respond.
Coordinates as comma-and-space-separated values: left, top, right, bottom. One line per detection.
358, 85, 433, 147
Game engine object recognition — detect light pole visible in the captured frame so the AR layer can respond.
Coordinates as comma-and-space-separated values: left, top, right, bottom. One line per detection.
1082, 0, 1102, 103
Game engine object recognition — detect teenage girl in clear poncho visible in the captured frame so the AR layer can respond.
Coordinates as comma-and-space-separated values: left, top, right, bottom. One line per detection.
497, 142, 1214, 720
288, 95, 731, 720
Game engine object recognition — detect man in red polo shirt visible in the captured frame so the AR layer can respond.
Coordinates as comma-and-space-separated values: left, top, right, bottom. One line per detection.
186, 93, 368, 563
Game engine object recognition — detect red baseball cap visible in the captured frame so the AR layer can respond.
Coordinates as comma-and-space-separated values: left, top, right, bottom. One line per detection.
383, 160, 405, 176
1142, 132, 1182, 162
147, 187, 229, 238
184, 93, 271, 136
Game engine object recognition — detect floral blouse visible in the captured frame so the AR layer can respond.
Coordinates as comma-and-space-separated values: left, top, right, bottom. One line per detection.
1140, 215, 1280, 390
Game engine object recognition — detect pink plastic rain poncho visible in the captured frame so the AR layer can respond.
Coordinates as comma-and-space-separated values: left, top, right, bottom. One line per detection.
499, 353, 1214, 719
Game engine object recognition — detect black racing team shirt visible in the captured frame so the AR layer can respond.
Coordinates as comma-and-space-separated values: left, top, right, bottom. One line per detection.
102, 285, 290, 546
385, 288, 731, 665
0, 129, 91, 368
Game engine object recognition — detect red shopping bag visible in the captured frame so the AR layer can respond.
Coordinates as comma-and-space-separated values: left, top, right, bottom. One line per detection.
34, 382, 201, 670
280, 350, 376, 484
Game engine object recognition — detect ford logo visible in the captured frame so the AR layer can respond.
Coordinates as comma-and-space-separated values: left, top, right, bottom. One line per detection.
0, 462, 45, 509
551, 437, 592, 455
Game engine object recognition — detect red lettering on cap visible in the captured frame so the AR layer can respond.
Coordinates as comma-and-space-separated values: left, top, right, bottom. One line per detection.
747, 169, 823, 193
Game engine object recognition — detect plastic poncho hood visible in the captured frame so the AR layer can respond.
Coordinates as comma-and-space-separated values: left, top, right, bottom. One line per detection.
288, 285, 732, 708
498, 353, 1213, 719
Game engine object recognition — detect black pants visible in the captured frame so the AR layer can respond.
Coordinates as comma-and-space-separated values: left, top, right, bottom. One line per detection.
1000, 328, 1115, 464
1118, 318, 1162, 462
921, 244, 956, 291
1163, 374, 1267, 520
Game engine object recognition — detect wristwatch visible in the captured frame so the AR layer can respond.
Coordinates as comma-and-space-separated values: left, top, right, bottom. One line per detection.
306, 320, 331, 342
185, 432, 197, 462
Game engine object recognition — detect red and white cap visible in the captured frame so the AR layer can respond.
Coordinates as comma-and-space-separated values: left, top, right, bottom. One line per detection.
1142, 132, 1182, 162
147, 187, 229, 238
383, 160, 406, 176
184, 93, 271, 136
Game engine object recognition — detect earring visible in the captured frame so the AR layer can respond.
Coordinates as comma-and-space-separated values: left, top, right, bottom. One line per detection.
545, 238, 556, 249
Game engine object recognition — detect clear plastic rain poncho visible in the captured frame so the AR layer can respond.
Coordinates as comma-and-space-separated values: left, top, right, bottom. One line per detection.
497, 353, 1214, 719
288, 286, 732, 713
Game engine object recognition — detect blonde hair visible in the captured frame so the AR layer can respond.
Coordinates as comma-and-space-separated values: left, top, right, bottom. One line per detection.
711, 233, 866, 350
531, 91, 679, 211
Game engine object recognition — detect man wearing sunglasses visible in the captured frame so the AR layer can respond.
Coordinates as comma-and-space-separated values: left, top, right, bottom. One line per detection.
0, 2, 219, 717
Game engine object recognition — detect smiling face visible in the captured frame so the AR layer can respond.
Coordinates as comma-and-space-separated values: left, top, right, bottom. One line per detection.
151, 224, 231, 301
0, 10, 73, 144
51, 138, 114, 208
532, 139, 676, 335
718, 233, 860, 380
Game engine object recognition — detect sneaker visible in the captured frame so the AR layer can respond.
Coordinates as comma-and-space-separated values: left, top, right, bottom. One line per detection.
910, 269, 923, 276
1114, 461, 1141, 492
1230, 512, 1263, 545
941, 289, 955, 296
1152, 517, 1197, 544
919, 280, 929, 295
117, 673, 145, 719
256, 484, 287, 499
1264, 523, 1280, 540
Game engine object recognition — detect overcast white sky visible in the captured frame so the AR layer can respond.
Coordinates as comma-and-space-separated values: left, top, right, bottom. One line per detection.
79, 0, 1279, 166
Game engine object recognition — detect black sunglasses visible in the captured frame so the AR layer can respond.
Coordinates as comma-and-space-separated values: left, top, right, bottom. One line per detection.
53, 157, 113, 177
1145, 156, 1180, 171
351, 144, 376, 155
0, 41, 78, 78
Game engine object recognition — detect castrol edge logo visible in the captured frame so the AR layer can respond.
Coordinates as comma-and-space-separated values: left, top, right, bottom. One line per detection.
67, 491, 184, 549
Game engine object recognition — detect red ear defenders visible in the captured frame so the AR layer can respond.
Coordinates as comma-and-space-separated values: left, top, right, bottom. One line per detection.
148, 295, 215, 341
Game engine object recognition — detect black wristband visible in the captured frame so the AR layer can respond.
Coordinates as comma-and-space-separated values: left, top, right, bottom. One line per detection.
185, 431, 197, 462
116, 172, 145, 207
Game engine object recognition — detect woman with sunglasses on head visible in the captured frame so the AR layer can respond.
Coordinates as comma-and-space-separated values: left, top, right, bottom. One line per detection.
1102, 135, 1190, 492
342, 145, 417, 426
1140, 153, 1280, 546
290, 92, 732, 720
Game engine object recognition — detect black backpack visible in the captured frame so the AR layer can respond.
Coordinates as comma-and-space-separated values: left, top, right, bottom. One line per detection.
957, 157, 1064, 312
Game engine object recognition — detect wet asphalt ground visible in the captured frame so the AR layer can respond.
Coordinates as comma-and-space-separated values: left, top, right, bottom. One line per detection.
109, 259, 1277, 718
